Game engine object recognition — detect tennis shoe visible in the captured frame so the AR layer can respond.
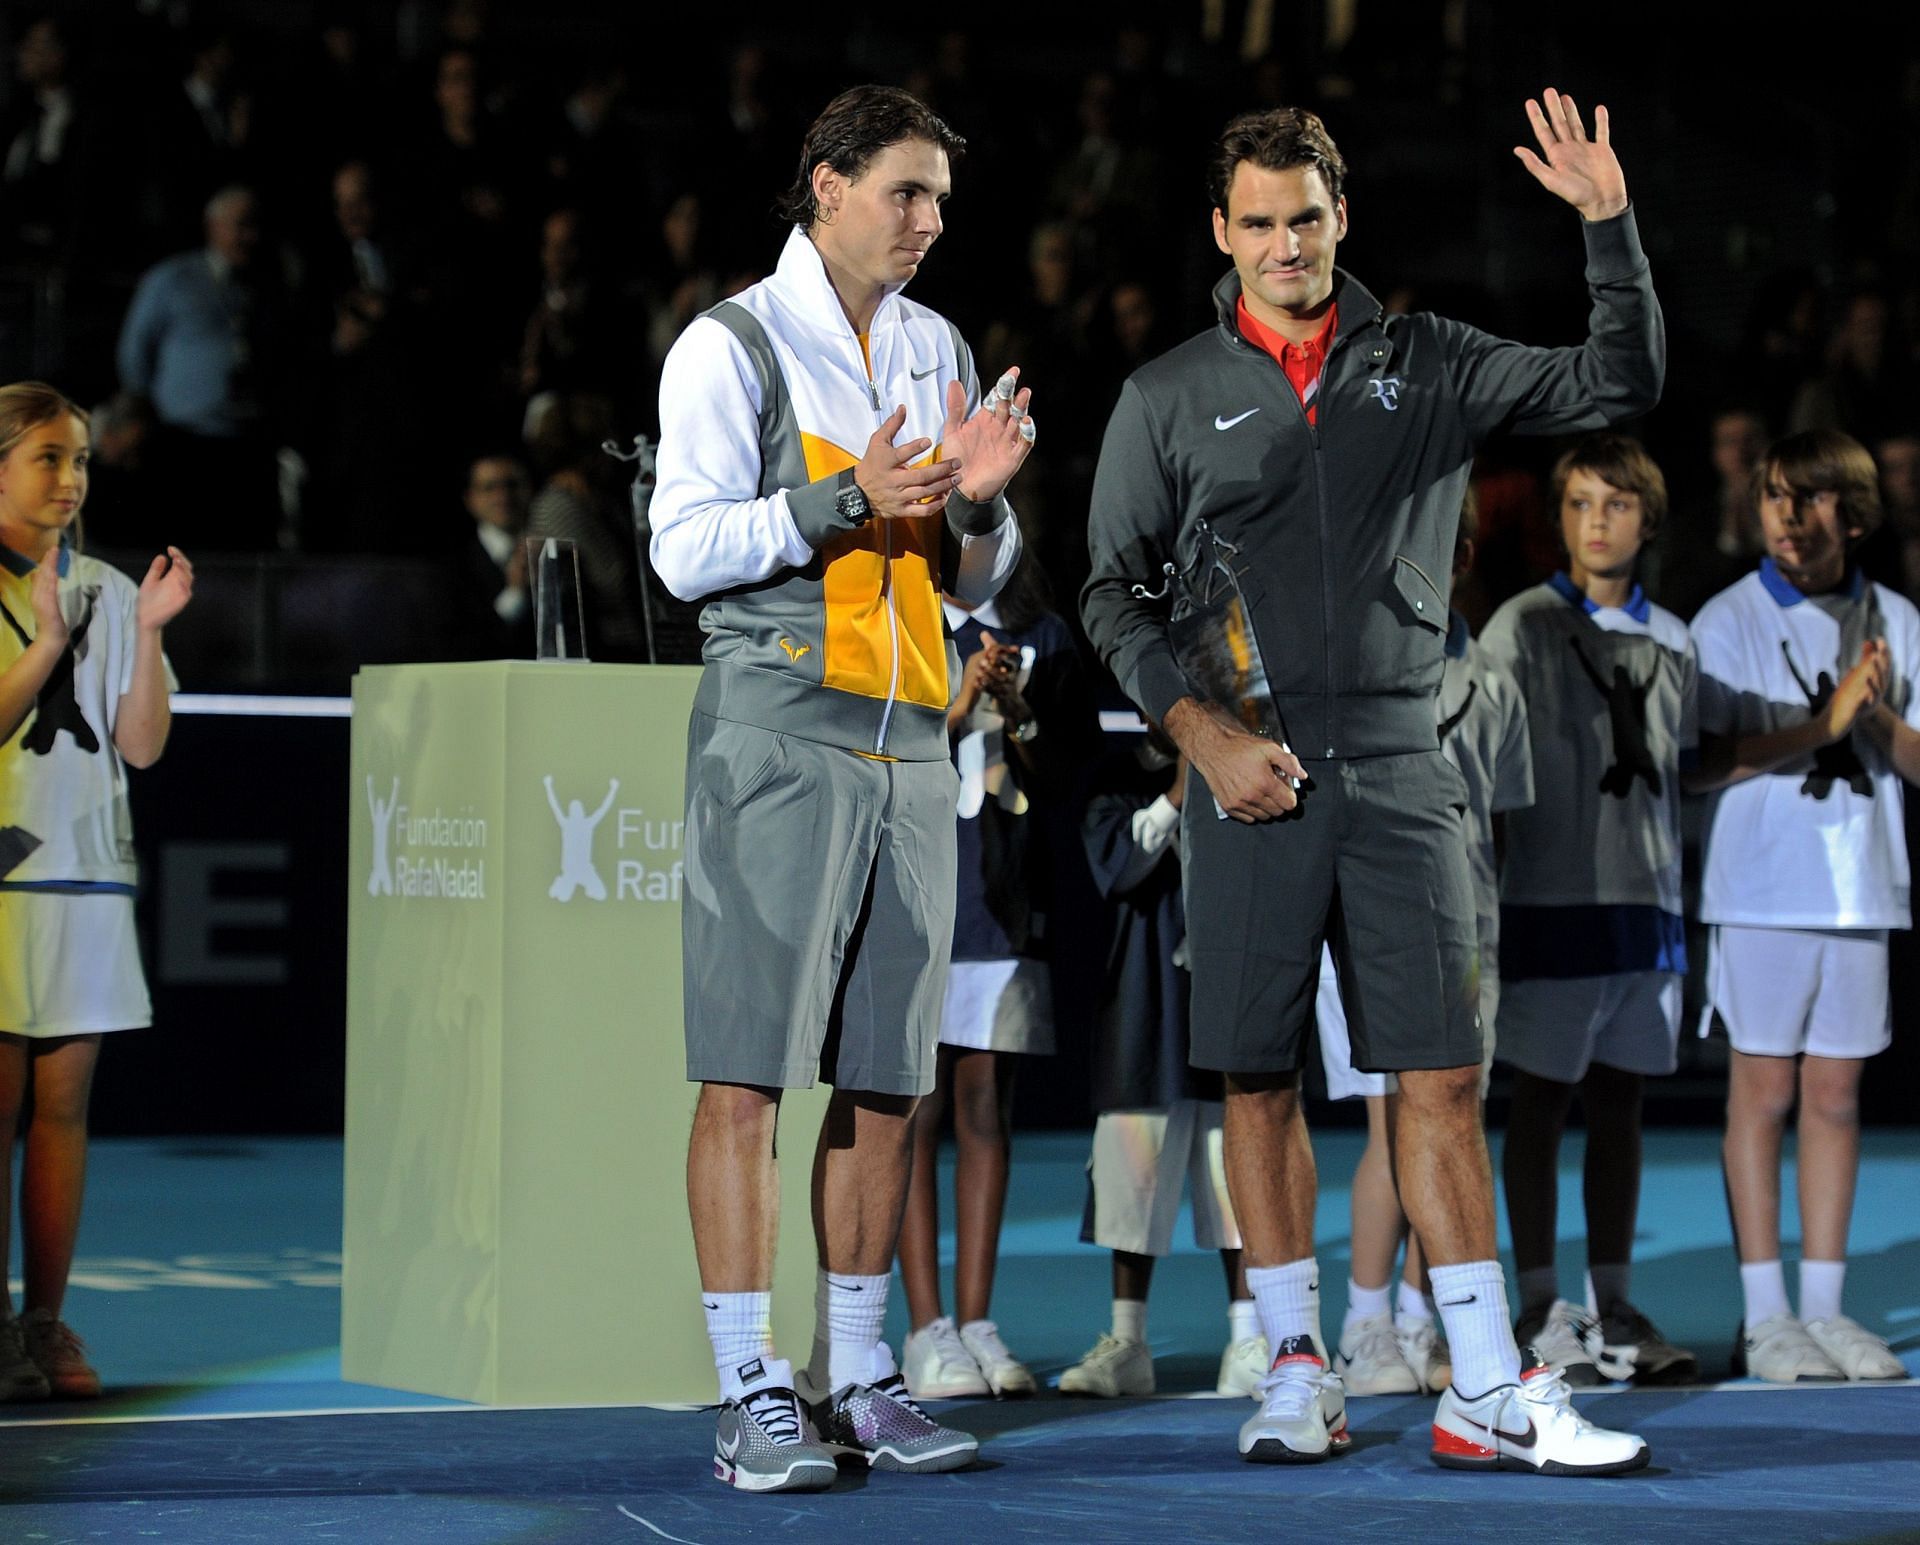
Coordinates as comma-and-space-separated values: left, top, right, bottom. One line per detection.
1512, 1298, 1606, 1386
1803, 1316, 1905, 1381
801, 1346, 979, 1473
1216, 1333, 1269, 1397
712, 1357, 837, 1493
1237, 1336, 1350, 1464
902, 1316, 990, 1399
1431, 1352, 1650, 1475
958, 1319, 1036, 1398
1591, 1299, 1697, 1385
1335, 1310, 1421, 1395
1059, 1332, 1154, 1397
19, 1310, 98, 1399
0, 1314, 49, 1401
1732, 1314, 1846, 1383
1396, 1314, 1451, 1394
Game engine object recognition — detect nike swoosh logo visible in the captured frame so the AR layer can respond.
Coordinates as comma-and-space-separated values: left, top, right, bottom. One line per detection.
1215, 408, 1261, 431
703, 1301, 720, 1311
718, 1426, 742, 1461
1460, 1412, 1537, 1449
827, 1279, 865, 1291
1438, 1294, 1476, 1307
910, 363, 939, 381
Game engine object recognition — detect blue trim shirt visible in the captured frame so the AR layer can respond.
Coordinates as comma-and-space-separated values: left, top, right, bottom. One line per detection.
1692, 561, 1920, 929
1480, 575, 1697, 980
0, 545, 162, 890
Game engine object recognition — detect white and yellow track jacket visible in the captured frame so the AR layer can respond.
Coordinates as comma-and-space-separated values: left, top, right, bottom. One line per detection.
651, 228, 1020, 761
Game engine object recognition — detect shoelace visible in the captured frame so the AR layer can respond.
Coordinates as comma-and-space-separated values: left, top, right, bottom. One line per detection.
965, 1322, 1014, 1363
741, 1386, 805, 1445
873, 1374, 935, 1422
31, 1319, 87, 1362
1345, 1319, 1402, 1366
1256, 1361, 1326, 1412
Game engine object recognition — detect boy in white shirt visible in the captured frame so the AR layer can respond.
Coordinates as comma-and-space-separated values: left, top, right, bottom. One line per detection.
1481, 433, 1698, 1387
1686, 429, 1914, 1383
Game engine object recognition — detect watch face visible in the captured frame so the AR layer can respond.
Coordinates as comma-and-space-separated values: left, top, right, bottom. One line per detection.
836, 483, 871, 524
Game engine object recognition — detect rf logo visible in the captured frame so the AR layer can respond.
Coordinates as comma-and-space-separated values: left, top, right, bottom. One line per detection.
1369, 377, 1404, 412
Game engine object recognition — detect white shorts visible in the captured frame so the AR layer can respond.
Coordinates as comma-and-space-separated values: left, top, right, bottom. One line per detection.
1315, 943, 1499, 1099
939, 957, 1054, 1054
1495, 970, 1681, 1082
1085, 1101, 1241, 1257
1315, 943, 1391, 1100
1707, 925, 1891, 1060
0, 891, 152, 1037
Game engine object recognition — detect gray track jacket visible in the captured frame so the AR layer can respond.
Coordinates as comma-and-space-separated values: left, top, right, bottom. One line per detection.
1080, 209, 1663, 761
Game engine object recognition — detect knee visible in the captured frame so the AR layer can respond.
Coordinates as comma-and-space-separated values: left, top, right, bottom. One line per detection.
953, 1081, 1005, 1146
1799, 1069, 1860, 1130
694, 1082, 779, 1143
1728, 1064, 1796, 1126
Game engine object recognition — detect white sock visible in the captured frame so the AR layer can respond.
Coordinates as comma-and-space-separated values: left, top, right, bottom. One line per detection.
1342, 1277, 1393, 1341
1247, 1258, 1323, 1362
1112, 1297, 1147, 1343
1586, 1263, 1631, 1316
1799, 1259, 1846, 1324
1740, 1260, 1790, 1327
1431, 1260, 1523, 1398
704, 1291, 774, 1400
1396, 1280, 1434, 1325
807, 1269, 890, 1393
1516, 1266, 1559, 1314
1228, 1297, 1260, 1344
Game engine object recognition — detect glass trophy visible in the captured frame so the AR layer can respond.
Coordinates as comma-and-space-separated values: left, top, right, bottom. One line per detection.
1134, 519, 1299, 809
529, 536, 589, 661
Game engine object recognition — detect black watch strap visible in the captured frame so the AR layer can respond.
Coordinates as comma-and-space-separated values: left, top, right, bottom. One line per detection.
835, 467, 873, 527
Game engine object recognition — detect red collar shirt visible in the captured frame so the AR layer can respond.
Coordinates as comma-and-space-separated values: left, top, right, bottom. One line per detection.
1236, 296, 1338, 426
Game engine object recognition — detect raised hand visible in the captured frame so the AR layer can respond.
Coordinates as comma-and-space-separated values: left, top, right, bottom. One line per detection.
855, 405, 965, 520
28, 547, 68, 652
136, 546, 195, 632
942, 367, 1036, 504
1514, 87, 1628, 222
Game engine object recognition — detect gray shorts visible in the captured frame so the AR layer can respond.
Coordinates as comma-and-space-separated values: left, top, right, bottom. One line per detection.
1184, 749, 1481, 1076
681, 710, 958, 1097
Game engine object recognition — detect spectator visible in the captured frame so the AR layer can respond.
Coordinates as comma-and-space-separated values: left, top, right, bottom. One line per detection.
1790, 288, 1920, 446
1861, 431, 1920, 600
518, 208, 622, 405
1646, 408, 1770, 619
524, 393, 645, 662
449, 451, 532, 657
2, 14, 89, 268
139, 23, 256, 259
116, 186, 292, 551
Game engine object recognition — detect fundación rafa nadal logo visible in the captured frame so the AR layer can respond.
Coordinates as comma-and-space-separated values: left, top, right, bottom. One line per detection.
544, 775, 619, 901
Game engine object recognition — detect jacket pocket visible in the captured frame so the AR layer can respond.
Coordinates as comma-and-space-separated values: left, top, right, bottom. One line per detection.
1391, 554, 1447, 632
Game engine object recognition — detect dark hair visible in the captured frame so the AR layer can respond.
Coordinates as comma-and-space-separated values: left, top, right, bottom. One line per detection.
1761, 429, 1884, 545
776, 85, 965, 230
1209, 106, 1347, 212
1550, 432, 1669, 541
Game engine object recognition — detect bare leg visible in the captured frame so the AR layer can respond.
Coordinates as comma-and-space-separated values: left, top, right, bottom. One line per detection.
1403, 1233, 1429, 1295
0, 1036, 26, 1316
898, 1050, 952, 1328
1795, 1056, 1863, 1264
1349, 1094, 1406, 1291
1579, 1062, 1645, 1277
950, 1050, 1017, 1326
1221, 1249, 1248, 1302
1501, 1068, 1577, 1277
814, 1087, 918, 1275
1394, 1065, 1499, 1267
1723, 1051, 1796, 1264
17, 1035, 101, 1317
686, 1081, 782, 1292
1115, 1251, 1155, 1303
1221, 1073, 1315, 1266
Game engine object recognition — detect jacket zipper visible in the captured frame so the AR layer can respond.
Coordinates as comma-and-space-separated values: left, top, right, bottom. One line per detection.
853, 323, 902, 755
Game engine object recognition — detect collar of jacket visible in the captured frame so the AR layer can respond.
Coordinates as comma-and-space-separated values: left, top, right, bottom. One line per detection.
1211, 265, 1389, 368
769, 226, 911, 344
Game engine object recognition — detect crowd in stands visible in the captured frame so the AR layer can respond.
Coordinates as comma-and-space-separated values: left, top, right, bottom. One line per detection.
3, 8, 1918, 666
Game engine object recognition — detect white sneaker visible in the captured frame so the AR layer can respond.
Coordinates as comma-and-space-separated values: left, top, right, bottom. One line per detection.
1396, 1315, 1451, 1394
1513, 1298, 1606, 1386
1058, 1332, 1154, 1397
1237, 1336, 1350, 1464
1335, 1310, 1421, 1395
1803, 1316, 1905, 1382
1733, 1314, 1845, 1383
901, 1316, 990, 1399
1215, 1334, 1269, 1397
1432, 1360, 1650, 1474
958, 1319, 1036, 1398
0, 1315, 50, 1402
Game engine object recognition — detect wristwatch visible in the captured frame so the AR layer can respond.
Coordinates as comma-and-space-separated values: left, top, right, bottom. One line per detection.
835, 468, 874, 527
